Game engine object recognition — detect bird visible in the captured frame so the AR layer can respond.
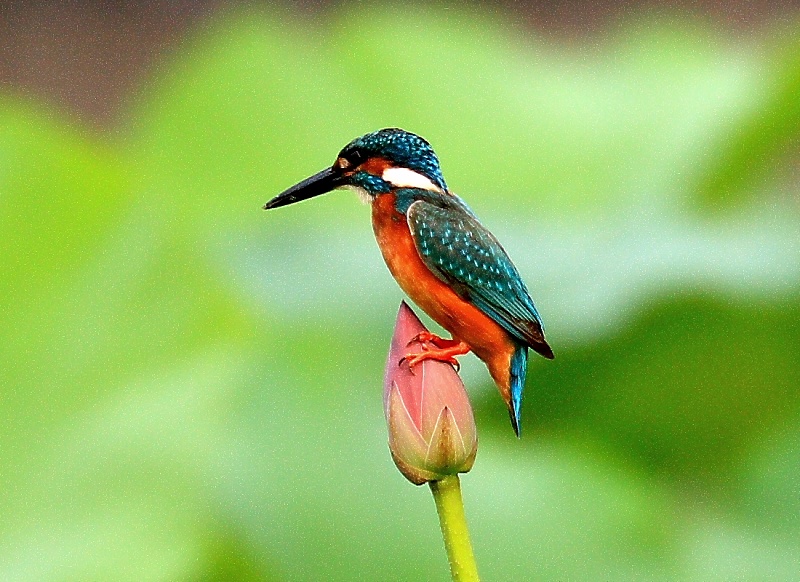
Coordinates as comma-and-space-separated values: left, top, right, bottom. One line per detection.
263, 128, 553, 436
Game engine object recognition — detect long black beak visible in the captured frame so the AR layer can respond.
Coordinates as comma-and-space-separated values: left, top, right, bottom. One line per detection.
263, 167, 345, 210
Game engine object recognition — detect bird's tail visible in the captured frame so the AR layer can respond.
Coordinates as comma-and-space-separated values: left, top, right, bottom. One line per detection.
509, 344, 528, 438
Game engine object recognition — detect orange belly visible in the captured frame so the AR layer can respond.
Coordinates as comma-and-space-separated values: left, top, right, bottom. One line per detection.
371, 194, 517, 399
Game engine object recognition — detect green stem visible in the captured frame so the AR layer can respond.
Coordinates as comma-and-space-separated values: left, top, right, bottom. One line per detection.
429, 475, 481, 582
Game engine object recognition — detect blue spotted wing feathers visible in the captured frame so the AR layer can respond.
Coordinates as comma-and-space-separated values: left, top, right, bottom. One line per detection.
407, 200, 553, 359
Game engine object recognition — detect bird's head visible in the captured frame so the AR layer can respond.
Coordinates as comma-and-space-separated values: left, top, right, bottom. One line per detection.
263, 128, 447, 210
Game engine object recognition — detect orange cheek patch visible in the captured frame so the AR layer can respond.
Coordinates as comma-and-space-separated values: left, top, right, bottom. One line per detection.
358, 157, 392, 175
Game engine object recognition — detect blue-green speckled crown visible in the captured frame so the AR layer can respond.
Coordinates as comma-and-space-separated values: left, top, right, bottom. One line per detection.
340, 128, 448, 191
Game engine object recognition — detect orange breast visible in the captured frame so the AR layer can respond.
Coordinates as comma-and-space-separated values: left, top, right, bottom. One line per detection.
371, 194, 517, 396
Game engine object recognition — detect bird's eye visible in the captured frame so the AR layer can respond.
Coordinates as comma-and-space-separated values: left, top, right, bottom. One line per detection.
335, 148, 366, 171
347, 149, 365, 166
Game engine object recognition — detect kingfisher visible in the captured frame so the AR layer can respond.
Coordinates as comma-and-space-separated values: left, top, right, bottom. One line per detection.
263, 128, 553, 435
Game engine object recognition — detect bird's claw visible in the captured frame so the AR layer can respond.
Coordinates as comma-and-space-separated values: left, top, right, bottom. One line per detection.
398, 349, 462, 373
407, 331, 439, 348
406, 331, 462, 350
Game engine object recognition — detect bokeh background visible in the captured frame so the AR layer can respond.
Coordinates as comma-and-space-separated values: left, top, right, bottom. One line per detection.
2, 1, 799, 580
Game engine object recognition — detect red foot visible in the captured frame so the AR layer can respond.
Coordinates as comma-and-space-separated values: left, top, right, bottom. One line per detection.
400, 338, 471, 373
407, 331, 465, 350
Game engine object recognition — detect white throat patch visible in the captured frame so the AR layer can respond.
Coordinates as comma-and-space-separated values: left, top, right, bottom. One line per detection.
341, 184, 373, 205
381, 167, 441, 192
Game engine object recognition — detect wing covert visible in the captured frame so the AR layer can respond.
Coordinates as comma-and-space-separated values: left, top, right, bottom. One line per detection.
407, 200, 552, 357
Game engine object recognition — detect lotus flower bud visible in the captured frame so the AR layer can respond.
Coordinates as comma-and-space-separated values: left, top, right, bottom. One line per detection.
384, 302, 478, 485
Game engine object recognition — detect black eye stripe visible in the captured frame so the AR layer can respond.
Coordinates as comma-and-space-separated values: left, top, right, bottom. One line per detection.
348, 149, 365, 165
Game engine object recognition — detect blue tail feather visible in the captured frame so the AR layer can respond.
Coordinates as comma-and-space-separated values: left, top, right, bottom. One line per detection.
509, 344, 528, 437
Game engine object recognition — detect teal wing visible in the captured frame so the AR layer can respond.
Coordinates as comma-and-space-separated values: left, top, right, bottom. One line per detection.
407, 200, 553, 359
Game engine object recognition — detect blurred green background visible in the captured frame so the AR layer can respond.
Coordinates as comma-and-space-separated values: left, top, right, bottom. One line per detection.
2, 2, 799, 580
